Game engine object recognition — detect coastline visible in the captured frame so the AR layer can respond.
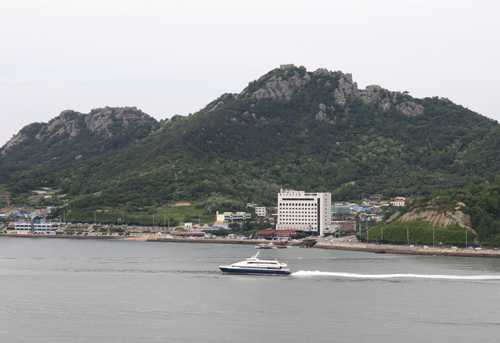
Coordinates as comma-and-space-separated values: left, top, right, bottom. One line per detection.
2, 233, 499, 258
0, 234, 277, 245
314, 241, 500, 258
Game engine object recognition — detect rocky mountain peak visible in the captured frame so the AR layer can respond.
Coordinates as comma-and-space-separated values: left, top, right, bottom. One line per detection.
237, 65, 424, 117
1, 107, 156, 155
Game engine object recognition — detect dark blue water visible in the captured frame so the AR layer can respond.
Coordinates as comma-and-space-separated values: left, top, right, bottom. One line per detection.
1, 237, 499, 342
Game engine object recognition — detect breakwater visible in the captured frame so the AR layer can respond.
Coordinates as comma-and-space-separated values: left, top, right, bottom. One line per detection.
315, 241, 500, 258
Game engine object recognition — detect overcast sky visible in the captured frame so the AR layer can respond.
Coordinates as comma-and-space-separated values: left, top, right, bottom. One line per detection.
1, 0, 499, 146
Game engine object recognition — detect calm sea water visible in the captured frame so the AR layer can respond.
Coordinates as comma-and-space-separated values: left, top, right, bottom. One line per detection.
1, 237, 499, 343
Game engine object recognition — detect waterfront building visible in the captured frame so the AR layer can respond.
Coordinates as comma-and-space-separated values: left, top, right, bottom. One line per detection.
255, 229, 297, 239
332, 221, 357, 231
276, 189, 332, 236
216, 211, 251, 222
255, 207, 267, 217
14, 218, 60, 234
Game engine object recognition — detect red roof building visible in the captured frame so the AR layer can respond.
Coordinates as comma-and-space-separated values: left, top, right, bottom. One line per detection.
256, 229, 296, 239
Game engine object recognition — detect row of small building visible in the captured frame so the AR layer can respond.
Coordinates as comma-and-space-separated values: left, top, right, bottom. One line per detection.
220, 190, 407, 237
3, 208, 60, 234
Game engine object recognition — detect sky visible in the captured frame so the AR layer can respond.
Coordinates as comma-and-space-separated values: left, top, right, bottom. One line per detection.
1, 0, 499, 146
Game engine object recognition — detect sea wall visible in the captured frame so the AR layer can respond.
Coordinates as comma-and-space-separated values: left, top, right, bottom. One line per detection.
149, 237, 283, 245
0, 234, 280, 245
3, 233, 499, 258
0, 234, 125, 240
315, 241, 500, 258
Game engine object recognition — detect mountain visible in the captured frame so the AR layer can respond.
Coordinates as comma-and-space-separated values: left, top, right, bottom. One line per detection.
1, 107, 158, 173
2, 64, 500, 212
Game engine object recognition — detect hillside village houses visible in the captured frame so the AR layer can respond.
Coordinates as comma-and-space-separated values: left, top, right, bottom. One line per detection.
390, 197, 407, 207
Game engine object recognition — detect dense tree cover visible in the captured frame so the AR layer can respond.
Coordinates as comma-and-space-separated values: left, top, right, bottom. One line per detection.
2, 66, 500, 232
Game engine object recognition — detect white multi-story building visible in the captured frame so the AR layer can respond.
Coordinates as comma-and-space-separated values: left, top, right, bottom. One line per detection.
255, 207, 267, 217
216, 211, 251, 222
276, 189, 332, 236
14, 219, 60, 234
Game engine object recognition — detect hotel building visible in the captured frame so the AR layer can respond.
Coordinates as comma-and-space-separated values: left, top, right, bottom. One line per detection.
276, 189, 332, 236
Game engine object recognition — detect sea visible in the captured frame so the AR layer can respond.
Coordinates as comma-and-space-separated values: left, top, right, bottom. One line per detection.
1, 237, 499, 343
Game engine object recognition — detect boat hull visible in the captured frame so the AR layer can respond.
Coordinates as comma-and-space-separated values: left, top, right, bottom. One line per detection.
220, 267, 291, 275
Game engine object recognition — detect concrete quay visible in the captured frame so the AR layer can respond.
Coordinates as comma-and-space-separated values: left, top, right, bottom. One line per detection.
149, 237, 285, 245
315, 241, 500, 258
3, 233, 500, 258
0, 234, 283, 245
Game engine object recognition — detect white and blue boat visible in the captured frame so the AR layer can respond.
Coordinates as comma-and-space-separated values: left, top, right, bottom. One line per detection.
219, 251, 291, 275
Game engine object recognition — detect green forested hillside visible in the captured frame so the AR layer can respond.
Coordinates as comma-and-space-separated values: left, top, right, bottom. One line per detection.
2, 65, 500, 219
363, 177, 500, 245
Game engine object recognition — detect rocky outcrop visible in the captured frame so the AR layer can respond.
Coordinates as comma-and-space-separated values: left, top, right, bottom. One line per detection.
396, 101, 424, 117
242, 65, 424, 118
1, 107, 156, 155
250, 73, 309, 101
86, 107, 155, 133
315, 103, 335, 124
334, 73, 360, 106
398, 209, 471, 229
396, 202, 477, 241
1, 130, 29, 155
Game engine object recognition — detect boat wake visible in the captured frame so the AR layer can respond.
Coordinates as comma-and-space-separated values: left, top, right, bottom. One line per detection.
292, 270, 500, 280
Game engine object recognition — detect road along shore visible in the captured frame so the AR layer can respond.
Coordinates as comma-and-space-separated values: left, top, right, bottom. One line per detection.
315, 241, 500, 258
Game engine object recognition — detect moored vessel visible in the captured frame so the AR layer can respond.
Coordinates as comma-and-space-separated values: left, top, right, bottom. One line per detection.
255, 242, 274, 249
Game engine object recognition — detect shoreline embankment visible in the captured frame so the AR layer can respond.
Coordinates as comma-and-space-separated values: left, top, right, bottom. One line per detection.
0, 234, 279, 245
2, 233, 500, 258
314, 241, 500, 258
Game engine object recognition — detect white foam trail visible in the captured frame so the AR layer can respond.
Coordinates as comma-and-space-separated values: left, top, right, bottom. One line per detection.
292, 270, 500, 280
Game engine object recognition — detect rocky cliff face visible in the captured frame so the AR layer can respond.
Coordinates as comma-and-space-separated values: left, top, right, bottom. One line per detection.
238, 64, 424, 117
1, 107, 156, 155
390, 202, 478, 241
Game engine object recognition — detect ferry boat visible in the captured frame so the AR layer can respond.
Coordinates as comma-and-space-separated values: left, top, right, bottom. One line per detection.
219, 251, 291, 275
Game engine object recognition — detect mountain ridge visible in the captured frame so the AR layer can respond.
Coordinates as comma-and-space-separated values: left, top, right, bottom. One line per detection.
2, 64, 500, 208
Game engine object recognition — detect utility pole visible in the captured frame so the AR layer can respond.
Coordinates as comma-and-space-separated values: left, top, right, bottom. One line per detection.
433, 227, 435, 248
366, 221, 369, 243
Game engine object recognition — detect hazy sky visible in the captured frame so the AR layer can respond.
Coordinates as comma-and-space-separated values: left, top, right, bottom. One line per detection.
1, 0, 499, 146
